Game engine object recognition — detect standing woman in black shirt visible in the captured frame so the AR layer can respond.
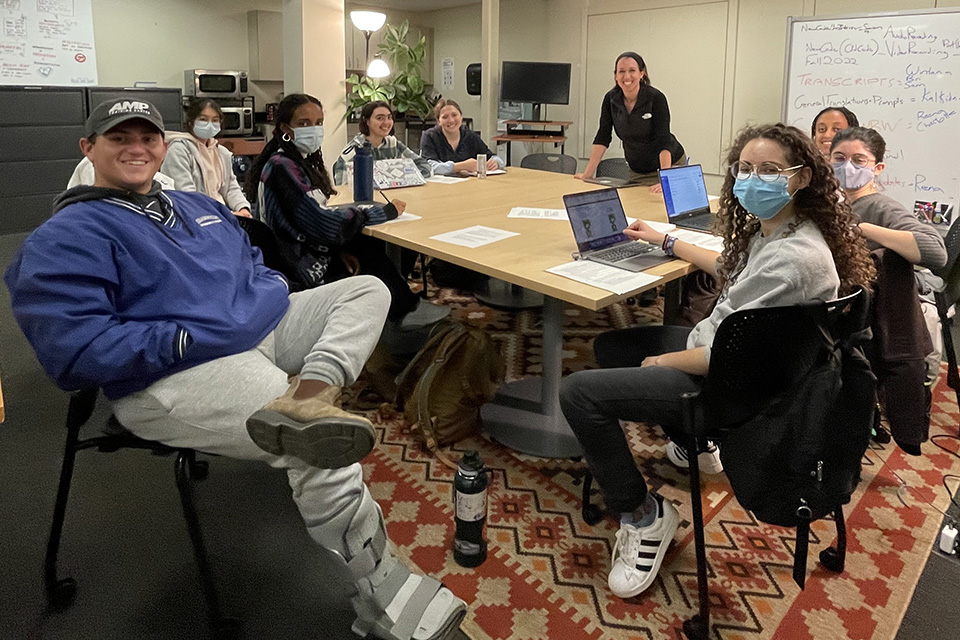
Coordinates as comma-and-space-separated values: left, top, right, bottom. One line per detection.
576, 52, 685, 192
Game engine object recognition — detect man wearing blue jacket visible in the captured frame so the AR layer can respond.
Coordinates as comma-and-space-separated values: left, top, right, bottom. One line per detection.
5, 98, 465, 640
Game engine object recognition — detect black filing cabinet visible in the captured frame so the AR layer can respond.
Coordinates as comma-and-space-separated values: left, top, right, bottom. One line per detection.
0, 87, 86, 234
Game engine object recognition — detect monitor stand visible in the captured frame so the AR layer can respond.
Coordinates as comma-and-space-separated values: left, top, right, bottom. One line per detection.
529, 103, 542, 122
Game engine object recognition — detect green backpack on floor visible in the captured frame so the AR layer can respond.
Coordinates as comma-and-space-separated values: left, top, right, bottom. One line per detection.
395, 323, 505, 468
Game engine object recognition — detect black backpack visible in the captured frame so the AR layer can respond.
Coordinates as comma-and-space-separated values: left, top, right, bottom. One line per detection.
718, 297, 876, 586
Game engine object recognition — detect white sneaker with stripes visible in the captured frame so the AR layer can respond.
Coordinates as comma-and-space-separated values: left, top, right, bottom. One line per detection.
608, 494, 679, 598
665, 440, 724, 474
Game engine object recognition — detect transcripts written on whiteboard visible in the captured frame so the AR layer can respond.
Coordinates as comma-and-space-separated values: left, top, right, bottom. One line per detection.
784, 11, 960, 214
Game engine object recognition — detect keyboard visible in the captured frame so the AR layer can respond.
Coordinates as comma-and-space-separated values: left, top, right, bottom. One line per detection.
590, 242, 656, 262
679, 215, 714, 231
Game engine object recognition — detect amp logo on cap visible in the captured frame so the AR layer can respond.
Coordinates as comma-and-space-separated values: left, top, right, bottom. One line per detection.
108, 100, 151, 115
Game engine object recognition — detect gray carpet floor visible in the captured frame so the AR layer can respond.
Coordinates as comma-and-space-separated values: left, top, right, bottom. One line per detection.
1, 229, 958, 640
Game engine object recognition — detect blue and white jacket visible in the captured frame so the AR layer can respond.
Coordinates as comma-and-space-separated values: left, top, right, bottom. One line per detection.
5, 186, 290, 399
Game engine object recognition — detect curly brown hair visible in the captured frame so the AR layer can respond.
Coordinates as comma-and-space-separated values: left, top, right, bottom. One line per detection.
715, 123, 875, 295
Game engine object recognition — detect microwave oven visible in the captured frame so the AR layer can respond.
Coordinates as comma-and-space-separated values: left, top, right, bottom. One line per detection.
184, 69, 248, 98
220, 106, 254, 136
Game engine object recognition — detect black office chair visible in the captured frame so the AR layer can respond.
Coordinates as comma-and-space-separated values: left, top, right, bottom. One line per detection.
520, 153, 578, 175
932, 222, 960, 427
45, 389, 240, 639
595, 158, 631, 180
579, 289, 873, 639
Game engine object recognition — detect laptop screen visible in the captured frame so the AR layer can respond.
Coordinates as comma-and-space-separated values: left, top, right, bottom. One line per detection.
659, 164, 711, 220
563, 189, 631, 253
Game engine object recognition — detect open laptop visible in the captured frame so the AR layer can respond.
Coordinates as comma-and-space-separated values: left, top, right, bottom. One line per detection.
658, 164, 715, 231
374, 157, 427, 190
562, 188, 671, 272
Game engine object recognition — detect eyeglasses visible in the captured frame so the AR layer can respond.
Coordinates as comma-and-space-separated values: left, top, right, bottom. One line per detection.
831, 153, 875, 168
729, 161, 804, 182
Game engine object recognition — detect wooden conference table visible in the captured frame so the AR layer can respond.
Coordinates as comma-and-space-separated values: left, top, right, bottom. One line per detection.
333, 168, 696, 458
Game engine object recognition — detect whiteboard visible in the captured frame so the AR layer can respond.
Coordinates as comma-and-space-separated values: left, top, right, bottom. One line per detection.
782, 9, 960, 218
0, 0, 98, 86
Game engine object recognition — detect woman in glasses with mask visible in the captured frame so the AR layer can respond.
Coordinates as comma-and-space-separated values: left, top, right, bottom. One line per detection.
247, 93, 447, 330
162, 98, 252, 217
830, 126, 946, 270
559, 123, 874, 601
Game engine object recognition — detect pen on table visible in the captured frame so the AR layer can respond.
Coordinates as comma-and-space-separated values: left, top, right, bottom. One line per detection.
378, 189, 391, 204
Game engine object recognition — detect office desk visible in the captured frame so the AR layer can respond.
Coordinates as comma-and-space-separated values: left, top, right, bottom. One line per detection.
334, 169, 695, 457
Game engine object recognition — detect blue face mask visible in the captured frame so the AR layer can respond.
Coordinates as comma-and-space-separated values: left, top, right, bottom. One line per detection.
733, 175, 795, 220
292, 125, 324, 155
192, 121, 220, 140
833, 160, 875, 191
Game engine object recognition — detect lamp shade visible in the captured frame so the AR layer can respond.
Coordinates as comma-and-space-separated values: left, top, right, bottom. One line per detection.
366, 56, 391, 78
350, 11, 386, 32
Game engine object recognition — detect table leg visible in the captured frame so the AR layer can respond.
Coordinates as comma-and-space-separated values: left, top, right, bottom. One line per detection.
480, 296, 584, 458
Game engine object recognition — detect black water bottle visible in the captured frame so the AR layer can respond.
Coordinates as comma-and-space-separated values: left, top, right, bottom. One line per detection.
453, 451, 488, 567
353, 142, 374, 202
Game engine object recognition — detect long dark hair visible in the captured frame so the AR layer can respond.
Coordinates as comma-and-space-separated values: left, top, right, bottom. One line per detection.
245, 93, 336, 200
359, 101, 393, 136
716, 123, 875, 296
613, 52, 651, 88
830, 126, 886, 162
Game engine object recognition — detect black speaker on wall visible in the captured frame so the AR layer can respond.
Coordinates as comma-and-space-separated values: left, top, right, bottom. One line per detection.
466, 63, 481, 96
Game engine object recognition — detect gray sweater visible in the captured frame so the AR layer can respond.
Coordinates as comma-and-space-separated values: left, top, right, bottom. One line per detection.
851, 192, 946, 270
687, 216, 840, 362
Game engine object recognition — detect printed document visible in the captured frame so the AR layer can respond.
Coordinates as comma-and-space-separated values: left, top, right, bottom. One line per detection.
426, 175, 468, 184
547, 261, 661, 295
378, 213, 422, 225
430, 225, 520, 248
507, 207, 567, 220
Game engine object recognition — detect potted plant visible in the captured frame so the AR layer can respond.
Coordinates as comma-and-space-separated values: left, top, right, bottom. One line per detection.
345, 20, 434, 120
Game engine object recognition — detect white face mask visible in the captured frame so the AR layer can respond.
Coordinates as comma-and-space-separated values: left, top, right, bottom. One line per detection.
192, 121, 220, 140
292, 125, 324, 155
832, 160, 875, 191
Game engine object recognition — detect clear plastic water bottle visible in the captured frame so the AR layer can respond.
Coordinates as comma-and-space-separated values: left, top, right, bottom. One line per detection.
476, 153, 487, 179
353, 142, 374, 202
453, 451, 488, 567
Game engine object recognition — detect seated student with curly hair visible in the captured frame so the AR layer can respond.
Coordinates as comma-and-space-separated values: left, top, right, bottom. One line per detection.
559, 122, 875, 600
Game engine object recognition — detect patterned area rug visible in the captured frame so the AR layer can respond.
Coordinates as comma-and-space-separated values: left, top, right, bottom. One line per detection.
351, 287, 960, 640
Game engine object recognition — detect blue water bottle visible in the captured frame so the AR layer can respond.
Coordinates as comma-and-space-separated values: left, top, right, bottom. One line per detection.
353, 142, 374, 202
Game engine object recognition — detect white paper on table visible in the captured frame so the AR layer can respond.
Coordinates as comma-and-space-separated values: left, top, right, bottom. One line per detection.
547, 260, 661, 295
709, 195, 720, 202
379, 213, 422, 224
507, 207, 567, 220
426, 175, 469, 184
429, 225, 520, 248
673, 228, 724, 252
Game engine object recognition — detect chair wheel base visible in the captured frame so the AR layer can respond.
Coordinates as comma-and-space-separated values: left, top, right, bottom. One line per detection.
582, 504, 603, 526
682, 613, 710, 639
212, 617, 243, 640
819, 547, 844, 572
46, 577, 77, 610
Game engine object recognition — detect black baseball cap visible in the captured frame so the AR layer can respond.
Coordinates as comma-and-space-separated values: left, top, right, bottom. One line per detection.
85, 98, 165, 137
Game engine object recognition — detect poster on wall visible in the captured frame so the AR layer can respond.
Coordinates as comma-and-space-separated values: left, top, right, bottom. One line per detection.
1, 0, 98, 86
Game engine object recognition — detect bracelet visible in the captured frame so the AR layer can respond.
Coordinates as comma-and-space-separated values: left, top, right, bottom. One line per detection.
662, 235, 678, 257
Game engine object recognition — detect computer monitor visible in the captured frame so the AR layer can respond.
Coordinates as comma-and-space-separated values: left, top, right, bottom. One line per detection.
500, 61, 571, 120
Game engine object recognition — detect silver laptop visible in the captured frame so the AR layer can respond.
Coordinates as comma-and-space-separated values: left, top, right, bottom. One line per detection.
374, 157, 427, 190
659, 164, 715, 231
562, 188, 671, 272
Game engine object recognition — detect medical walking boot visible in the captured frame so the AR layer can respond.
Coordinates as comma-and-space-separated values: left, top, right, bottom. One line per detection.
335, 499, 467, 640
246, 377, 376, 469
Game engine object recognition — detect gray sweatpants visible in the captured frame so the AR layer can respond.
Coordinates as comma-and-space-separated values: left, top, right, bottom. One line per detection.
113, 275, 390, 557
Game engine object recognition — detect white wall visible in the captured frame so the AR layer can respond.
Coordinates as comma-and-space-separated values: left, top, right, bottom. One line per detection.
90, 0, 283, 107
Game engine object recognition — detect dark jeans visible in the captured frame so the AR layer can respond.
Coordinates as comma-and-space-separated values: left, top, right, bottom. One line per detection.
326, 235, 420, 320
559, 326, 702, 513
